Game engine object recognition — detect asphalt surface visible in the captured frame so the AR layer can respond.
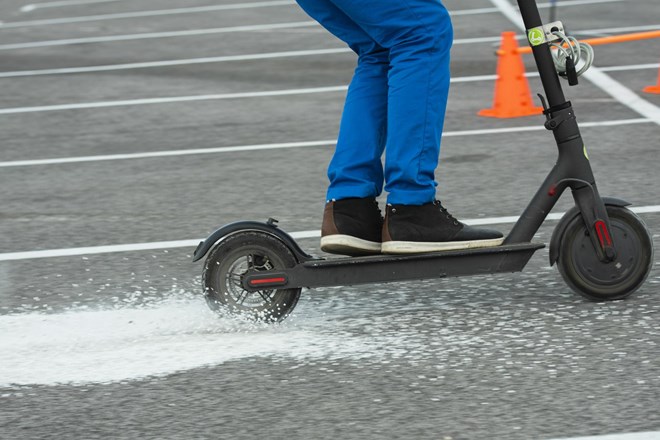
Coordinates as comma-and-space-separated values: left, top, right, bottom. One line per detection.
1, 0, 659, 439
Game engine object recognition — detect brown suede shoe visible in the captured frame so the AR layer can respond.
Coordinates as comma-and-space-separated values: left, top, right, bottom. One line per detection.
321, 197, 383, 256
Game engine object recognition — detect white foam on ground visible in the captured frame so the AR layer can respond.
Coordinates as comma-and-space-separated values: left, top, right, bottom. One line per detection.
0, 298, 370, 386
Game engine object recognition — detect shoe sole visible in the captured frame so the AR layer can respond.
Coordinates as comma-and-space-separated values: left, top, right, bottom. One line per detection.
320, 234, 382, 256
381, 237, 505, 254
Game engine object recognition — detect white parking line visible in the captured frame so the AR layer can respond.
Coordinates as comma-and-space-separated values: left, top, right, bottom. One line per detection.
532, 0, 623, 7
0, 118, 651, 168
452, 0, 622, 15
2, 22, 656, 77
3, 20, 655, 51
583, 69, 660, 126
489, 0, 660, 127
0, 140, 337, 167
0, 48, 353, 78
547, 431, 660, 440
20, 0, 123, 13
0, 86, 350, 115
0, 75, 496, 115
574, 24, 660, 36
0, 27, 501, 52
0, 21, 318, 50
1, 0, 621, 29
599, 63, 660, 72
1, 205, 658, 261
1, 63, 656, 116
1, 1, 297, 29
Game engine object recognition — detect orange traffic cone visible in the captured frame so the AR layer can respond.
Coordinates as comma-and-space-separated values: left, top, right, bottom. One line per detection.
643, 64, 660, 94
479, 32, 543, 118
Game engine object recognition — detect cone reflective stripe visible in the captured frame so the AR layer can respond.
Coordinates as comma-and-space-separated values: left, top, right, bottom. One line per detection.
479, 32, 543, 118
643, 62, 660, 94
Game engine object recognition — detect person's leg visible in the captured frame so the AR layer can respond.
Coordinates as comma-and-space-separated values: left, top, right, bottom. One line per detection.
326, 0, 453, 205
296, 0, 388, 255
325, 0, 504, 253
295, 0, 389, 201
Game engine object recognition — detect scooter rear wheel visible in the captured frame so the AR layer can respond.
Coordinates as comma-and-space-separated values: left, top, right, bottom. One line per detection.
557, 206, 653, 301
203, 231, 301, 322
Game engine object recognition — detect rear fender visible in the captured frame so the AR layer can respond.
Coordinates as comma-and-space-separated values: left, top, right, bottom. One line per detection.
192, 220, 314, 263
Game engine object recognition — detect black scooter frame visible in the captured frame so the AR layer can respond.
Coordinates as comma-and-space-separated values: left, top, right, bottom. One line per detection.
504, 0, 618, 263
193, 0, 624, 292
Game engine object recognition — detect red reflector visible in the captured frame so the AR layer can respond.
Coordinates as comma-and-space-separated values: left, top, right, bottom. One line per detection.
249, 277, 286, 286
594, 220, 613, 247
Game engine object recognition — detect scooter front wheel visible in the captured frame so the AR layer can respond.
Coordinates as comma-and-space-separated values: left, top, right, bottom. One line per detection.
203, 231, 302, 322
557, 206, 653, 301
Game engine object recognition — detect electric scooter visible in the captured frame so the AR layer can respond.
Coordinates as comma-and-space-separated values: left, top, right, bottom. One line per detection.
192, 0, 654, 322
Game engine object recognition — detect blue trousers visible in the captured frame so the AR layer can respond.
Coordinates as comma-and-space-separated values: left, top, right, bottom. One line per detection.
295, 0, 453, 205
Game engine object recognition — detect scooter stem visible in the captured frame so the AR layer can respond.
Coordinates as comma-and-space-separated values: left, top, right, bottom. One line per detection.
504, 0, 615, 262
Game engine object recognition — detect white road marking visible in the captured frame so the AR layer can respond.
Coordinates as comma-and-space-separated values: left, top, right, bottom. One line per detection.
0, 205, 658, 262
1, 0, 621, 29
0, 29, 502, 51
0, 75, 496, 115
533, 0, 622, 7
574, 24, 660, 36
0, 21, 318, 50
599, 63, 660, 72
488, 0, 660, 127
1, 22, 655, 77
0, 48, 353, 78
583, 69, 660, 126
2, 19, 652, 51
1, 62, 654, 116
0, 239, 202, 261
0, 118, 650, 168
20, 0, 122, 13
0, 86, 351, 115
1, 1, 298, 28
489, 0, 533, 26
441, 118, 650, 136
451, 0, 622, 15
547, 432, 660, 440
0, 140, 337, 168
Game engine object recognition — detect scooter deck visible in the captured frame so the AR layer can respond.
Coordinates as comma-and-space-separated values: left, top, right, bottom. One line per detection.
243, 242, 545, 290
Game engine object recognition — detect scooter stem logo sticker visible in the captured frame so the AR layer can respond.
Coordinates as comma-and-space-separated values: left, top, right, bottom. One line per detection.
528, 27, 546, 46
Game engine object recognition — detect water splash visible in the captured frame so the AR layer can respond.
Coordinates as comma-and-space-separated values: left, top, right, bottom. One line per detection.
0, 296, 371, 386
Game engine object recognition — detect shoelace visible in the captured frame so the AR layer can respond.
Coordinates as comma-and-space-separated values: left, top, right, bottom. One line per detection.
434, 200, 460, 226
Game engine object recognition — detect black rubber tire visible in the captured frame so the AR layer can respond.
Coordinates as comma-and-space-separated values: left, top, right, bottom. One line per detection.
557, 206, 653, 301
202, 231, 302, 322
